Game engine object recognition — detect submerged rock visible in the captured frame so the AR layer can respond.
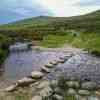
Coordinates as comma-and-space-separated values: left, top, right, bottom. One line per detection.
31, 71, 44, 79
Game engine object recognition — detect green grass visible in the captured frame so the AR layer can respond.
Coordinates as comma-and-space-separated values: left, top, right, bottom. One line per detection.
40, 34, 69, 48
40, 32, 100, 54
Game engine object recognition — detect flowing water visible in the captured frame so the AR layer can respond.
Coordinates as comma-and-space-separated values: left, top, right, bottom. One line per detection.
0, 43, 100, 89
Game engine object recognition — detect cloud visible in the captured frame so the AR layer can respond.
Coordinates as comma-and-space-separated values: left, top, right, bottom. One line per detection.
77, 0, 100, 6
0, 0, 100, 24
32, 0, 100, 16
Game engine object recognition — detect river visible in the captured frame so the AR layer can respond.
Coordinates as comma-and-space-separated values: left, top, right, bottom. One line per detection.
0, 43, 100, 89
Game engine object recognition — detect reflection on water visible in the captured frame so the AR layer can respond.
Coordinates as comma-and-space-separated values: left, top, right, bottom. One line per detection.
0, 49, 65, 88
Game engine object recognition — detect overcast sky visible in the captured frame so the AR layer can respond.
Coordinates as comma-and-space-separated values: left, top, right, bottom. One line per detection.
0, 0, 100, 24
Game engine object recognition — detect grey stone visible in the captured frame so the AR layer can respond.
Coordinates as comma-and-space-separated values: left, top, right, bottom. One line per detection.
57, 59, 66, 63
31, 71, 44, 79
32, 95, 42, 100
67, 88, 76, 95
88, 96, 99, 100
66, 81, 80, 88
50, 60, 58, 65
41, 67, 51, 73
54, 87, 62, 95
78, 90, 91, 96
81, 82, 97, 90
53, 94, 63, 100
38, 86, 53, 97
45, 63, 54, 68
5, 84, 18, 92
37, 81, 50, 89
17, 77, 35, 86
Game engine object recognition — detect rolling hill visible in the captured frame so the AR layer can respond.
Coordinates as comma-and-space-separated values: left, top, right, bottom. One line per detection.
0, 10, 100, 39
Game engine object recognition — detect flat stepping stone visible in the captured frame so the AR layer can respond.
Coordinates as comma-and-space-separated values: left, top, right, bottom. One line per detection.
50, 60, 58, 65
66, 81, 80, 89
17, 77, 35, 86
45, 63, 54, 68
31, 71, 44, 79
78, 90, 91, 96
5, 84, 18, 92
57, 59, 66, 63
41, 67, 51, 73
81, 82, 97, 90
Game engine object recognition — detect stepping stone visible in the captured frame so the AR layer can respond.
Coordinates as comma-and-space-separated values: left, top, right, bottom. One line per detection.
41, 67, 51, 73
17, 77, 35, 86
66, 81, 80, 89
32, 95, 42, 100
38, 86, 53, 97
31, 71, 44, 79
5, 84, 18, 92
57, 59, 66, 63
53, 94, 63, 100
81, 82, 97, 90
78, 90, 91, 96
37, 81, 50, 89
45, 63, 54, 68
50, 60, 58, 65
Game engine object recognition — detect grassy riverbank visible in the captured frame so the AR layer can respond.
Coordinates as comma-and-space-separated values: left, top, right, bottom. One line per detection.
0, 34, 11, 64
40, 32, 100, 55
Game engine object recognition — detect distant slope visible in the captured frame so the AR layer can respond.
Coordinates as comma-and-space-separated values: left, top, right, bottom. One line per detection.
0, 10, 100, 39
